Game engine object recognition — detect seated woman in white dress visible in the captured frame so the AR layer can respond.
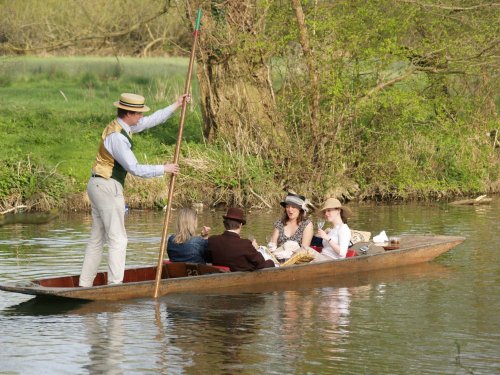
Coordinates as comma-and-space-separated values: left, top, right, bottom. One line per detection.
315, 198, 352, 259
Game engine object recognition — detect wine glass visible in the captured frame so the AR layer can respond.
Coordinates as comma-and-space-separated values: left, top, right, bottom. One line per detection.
317, 219, 325, 230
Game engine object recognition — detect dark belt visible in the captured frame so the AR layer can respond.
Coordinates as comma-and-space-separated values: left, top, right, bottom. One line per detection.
91, 173, 105, 178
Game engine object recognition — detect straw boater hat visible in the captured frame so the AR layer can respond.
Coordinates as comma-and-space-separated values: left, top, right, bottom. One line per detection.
280, 192, 311, 213
113, 93, 150, 112
320, 198, 352, 218
222, 207, 246, 225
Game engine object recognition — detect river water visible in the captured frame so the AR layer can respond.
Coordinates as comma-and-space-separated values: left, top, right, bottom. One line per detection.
0, 199, 499, 374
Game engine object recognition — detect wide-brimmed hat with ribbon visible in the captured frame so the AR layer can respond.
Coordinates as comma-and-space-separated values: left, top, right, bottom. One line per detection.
320, 198, 352, 218
222, 207, 246, 225
280, 192, 311, 213
113, 93, 150, 112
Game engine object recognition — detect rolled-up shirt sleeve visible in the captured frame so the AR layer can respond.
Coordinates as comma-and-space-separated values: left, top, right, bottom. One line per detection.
132, 104, 177, 134
104, 133, 164, 178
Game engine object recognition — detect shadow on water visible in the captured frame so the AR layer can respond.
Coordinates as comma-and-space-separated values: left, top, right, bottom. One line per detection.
3, 297, 89, 316
2, 297, 134, 316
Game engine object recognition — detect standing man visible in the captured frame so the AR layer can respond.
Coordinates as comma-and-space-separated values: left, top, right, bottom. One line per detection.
208, 208, 275, 272
79, 92, 189, 287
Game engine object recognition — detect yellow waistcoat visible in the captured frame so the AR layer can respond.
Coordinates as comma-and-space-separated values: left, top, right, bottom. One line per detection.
91, 119, 133, 186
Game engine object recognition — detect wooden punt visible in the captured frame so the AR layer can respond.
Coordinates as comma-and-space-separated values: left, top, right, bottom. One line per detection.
0, 235, 464, 301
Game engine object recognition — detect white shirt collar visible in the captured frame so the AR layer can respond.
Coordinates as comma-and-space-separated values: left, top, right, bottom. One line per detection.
116, 117, 132, 135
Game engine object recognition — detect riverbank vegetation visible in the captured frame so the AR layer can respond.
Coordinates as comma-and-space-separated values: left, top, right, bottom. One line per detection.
0, 57, 281, 211
0, 1, 498, 212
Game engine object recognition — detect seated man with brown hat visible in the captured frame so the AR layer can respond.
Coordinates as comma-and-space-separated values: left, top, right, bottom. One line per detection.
208, 208, 275, 272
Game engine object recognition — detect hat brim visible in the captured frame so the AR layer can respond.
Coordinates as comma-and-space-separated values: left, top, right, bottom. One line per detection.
113, 101, 150, 112
280, 201, 303, 210
222, 215, 246, 225
321, 205, 352, 218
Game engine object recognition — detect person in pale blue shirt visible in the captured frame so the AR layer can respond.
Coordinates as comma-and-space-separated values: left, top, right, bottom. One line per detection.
167, 208, 211, 264
79, 92, 189, 287
315, 198, 353, 259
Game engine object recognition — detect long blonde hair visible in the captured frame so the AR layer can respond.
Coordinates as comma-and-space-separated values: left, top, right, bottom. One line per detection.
173, 208, 198, 244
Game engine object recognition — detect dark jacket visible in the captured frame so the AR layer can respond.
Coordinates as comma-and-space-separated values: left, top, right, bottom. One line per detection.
208, 231, 275, 272
167, 235, 211, 264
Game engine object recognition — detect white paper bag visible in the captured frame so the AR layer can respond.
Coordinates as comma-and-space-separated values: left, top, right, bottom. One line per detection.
373, 230, 389, 243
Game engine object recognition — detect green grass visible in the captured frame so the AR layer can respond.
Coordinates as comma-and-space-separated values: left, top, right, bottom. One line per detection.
0, 56, 203, 189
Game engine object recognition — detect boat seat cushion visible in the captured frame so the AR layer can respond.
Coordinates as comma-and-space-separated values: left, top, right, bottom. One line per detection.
351, 230, 371, 244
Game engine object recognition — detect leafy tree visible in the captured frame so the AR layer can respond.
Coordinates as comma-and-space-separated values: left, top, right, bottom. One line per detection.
1, 0, 498, 200
190, 0, 499, 199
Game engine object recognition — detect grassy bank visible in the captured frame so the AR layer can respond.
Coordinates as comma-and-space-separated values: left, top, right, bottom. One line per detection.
0, 56, 202, 185
0, 56, 283, 211
0, 56, 498, 212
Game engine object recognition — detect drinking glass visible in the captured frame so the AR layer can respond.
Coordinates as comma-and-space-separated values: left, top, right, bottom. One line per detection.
317, 220, 325, 230
266, 236, 277, 251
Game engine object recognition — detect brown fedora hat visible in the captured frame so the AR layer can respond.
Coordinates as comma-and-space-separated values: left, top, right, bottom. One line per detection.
222, 207, 246, 225
320, 198, 352, 218
113, 93, 150, 112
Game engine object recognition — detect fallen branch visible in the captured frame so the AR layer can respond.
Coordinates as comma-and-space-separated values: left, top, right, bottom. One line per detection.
400, 0, 500, 12
0, 205, 28, 215
450, 195, 492, 205
249, 187, 272, 208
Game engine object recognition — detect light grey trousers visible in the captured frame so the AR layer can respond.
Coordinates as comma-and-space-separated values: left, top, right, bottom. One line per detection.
79, 177, 127, 287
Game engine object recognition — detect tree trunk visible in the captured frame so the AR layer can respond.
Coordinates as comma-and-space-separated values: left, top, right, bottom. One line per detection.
291, 0, 320, 133
187, 0, 290, 158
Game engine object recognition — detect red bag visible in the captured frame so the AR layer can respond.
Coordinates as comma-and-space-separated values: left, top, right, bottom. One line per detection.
310, 245, 323, 253
346, 249, 357, 258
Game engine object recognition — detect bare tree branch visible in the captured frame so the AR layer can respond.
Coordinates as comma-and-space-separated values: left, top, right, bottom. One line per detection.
398, 0, 500, 11
446, 39, 500, 62
4, 4, 170, 54
358, 67, 416, 102
414, 66, 465, 74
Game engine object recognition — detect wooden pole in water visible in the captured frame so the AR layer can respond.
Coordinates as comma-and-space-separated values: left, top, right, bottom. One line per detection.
154, 9, 202, 298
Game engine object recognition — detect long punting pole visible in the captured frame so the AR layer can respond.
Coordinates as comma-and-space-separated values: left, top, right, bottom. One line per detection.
154, 9, 202, 298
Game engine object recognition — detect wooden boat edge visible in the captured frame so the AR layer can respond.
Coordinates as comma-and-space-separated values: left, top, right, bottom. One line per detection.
0, 234, 465, 300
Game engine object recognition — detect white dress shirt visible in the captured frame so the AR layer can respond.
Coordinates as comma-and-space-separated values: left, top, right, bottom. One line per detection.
103, 104, 177, 178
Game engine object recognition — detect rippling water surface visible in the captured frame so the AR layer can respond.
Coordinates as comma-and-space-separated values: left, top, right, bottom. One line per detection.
1, 199, 499, 374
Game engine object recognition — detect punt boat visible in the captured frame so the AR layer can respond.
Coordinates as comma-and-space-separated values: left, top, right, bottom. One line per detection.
0, 234, 464, 301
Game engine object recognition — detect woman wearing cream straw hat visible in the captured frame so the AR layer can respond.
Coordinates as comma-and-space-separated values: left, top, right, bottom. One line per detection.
316, 198, 352, 260
79, 92, 189, 287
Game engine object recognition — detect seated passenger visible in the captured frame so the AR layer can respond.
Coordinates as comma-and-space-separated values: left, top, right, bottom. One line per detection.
269, 192, 314, 249
316, 198, 352, 259
167, 208, 211, 263
208, 207, 275, 272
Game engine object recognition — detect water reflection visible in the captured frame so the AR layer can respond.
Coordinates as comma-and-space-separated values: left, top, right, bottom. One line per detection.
161, 293, 268, 372
279, 288, 352, 362
272, 285, 374, 369
82, 311, 126, 375
0, 198, 499, 374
